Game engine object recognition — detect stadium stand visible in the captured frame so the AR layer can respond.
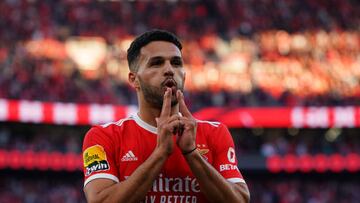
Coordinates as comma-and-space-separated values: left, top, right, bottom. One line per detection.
1, 0, 359, 108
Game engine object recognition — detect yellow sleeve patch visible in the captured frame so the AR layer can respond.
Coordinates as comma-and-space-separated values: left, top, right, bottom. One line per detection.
83, 145, 110, 176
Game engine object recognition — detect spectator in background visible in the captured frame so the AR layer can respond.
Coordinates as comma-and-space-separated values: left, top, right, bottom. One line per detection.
1, 0, 360, 108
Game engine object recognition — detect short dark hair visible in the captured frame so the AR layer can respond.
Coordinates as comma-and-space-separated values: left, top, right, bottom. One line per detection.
127, 29, 182, 72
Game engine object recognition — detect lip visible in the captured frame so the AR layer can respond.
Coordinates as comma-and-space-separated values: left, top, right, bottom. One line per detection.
161, 79, 178, 94
161, 78, 177, 88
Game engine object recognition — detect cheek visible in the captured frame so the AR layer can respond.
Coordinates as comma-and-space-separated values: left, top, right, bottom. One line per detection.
140, 70, 161, 85
176, 70, 185, 82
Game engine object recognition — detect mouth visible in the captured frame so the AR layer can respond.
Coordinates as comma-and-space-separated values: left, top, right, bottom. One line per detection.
162, 79, 178, 94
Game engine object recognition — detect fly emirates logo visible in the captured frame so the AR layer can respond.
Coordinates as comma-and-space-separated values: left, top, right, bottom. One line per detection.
135, 173, 200, 203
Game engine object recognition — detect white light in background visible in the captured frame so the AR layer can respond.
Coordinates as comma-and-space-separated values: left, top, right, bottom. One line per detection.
325, 128, 342, 142
292, 34, 308, 51
192, 69, 208, 89
119, 39, 133, 52
276, 30, 290, 55
65, 37, 107, 71
205, 62, 219, 84
288, 128, 299, 136
53, 102, 77, 125
221, 53, 247, 73
89, 104, 114, 125
0, 99, 8, 121
107, 59, 120, 75
19, 100, 43, 123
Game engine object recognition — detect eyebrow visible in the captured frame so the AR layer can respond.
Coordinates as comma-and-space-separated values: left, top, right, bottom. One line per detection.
171, 56, 183, 61
149, 56, 182, 60
148, 56, 164, 62
147, 56, 183, 63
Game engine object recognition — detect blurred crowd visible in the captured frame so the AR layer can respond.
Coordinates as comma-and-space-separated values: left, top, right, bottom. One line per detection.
232, 128, 360, 157
0, 123, 86, 153
0, 174, 85, 203
1, 0, 360, 109
248, 177, 360, 203
1, 123, 359, 157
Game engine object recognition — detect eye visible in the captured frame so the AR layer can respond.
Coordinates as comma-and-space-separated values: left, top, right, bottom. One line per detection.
149, 58, 164, 67
171, 58, 183, 67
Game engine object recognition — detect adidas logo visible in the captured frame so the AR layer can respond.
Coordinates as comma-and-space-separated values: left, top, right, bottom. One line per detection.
121, 150, 138, 162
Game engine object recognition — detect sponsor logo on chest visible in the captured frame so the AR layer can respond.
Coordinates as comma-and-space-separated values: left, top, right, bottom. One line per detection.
121, 150, 138, 162
133, 174, 201, 203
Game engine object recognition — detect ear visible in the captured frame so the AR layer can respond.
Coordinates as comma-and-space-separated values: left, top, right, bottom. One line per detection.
128, 72, 140, 89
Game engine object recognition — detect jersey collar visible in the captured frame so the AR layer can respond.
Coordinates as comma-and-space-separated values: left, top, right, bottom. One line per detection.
133, 113, 157, 134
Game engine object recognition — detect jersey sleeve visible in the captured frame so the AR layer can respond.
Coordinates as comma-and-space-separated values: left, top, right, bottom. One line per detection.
210, 123, 246, 184
82, 126, 119, 187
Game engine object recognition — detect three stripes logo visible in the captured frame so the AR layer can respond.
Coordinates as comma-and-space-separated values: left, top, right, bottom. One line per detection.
121, 150, 138, 162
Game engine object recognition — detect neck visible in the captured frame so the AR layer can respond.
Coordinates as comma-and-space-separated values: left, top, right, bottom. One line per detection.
138, 102, 179, 127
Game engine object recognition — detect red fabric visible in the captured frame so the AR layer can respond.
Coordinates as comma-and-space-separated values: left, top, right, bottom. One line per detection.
82, 115, 244, 202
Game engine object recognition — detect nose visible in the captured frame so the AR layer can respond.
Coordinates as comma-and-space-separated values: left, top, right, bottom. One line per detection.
163, 61, 174, 77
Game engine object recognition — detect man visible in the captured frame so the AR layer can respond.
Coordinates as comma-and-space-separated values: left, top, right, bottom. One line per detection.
82, 30, 250, 203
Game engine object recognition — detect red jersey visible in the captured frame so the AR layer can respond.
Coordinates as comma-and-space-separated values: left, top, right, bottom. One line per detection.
82, 113, 245, 203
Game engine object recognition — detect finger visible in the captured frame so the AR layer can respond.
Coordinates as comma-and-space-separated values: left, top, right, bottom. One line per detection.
167, 114, 181, 124
177, 90, 192, 118
179, 117, 196, 129
178, 123, 184, 136
160, 88, 172, 118
166, 119, 182, 134
176, 116, 185, 136
157, 114, 179, 127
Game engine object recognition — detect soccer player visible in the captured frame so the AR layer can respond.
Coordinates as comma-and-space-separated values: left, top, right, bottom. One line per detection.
82, 30, 250, 203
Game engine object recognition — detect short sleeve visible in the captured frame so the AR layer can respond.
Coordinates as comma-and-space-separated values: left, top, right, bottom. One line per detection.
211, 124, 246, 184
82, 126, 119, 187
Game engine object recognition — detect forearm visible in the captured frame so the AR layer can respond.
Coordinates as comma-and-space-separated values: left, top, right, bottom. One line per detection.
88, 149, 167, 203
184, 151, 249, 203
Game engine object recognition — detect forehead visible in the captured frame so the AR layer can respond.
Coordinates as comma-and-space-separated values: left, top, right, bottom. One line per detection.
140, 41, 182, 59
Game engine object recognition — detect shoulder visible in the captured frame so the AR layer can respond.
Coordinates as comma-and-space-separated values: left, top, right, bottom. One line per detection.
196, 119, 232, 139
85, 116, 136, 139
196, 120, 235, 151
196, 119, 230, 136
96, 115, 138, 132
83, 116, 138, 150
196, 119, 223, 130
99, 116, 135, 129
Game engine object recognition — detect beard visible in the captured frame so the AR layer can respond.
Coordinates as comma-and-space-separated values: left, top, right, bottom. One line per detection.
138, 77, 184, 109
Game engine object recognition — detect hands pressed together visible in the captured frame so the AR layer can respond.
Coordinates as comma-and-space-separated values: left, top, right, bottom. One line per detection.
155, 88, 197, 156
